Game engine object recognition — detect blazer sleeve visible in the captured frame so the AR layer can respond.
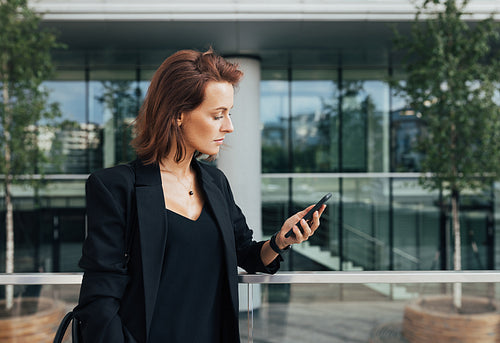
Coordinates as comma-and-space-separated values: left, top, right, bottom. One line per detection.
74, 167, 134, 343
219, 171, 282, 274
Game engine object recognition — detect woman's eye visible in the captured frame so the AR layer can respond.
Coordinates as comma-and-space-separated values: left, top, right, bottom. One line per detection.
214, 115, 224, 120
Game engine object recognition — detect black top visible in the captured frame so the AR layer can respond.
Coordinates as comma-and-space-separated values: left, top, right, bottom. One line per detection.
148, 205, 229, 343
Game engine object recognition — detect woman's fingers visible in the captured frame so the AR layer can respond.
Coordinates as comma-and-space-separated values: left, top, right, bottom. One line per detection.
318, 204, 326, 217
290, 219, 312, 243
293, 205, 314, 223
280, 203, 326, 245
309, 204, 326, 233
301, 219, 313, 237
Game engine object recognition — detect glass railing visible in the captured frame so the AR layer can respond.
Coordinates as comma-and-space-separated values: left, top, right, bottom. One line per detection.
0, 274, 81, 343
0, 271, 499, 342
240, 271, 500, 343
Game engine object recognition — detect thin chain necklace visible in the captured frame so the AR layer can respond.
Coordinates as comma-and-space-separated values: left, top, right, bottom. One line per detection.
160, 167, 194, 196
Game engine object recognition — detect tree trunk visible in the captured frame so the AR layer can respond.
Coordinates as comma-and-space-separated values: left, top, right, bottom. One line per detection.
4, 177, 14, 311
451, 189, 462, 310
2, 57, 14, 311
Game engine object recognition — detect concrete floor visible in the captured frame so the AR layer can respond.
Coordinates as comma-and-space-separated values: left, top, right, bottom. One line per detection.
239, 300, 407, 343
239, 284, 408, 343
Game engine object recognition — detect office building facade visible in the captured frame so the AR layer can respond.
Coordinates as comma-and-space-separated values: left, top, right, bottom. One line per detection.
1, 0, 500, 275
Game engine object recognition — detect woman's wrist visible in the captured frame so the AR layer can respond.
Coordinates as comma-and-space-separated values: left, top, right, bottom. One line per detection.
275, 232, 288, 250
270, 232, 290, 255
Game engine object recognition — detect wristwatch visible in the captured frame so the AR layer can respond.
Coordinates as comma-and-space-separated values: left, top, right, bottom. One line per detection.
270, 232, 291, 256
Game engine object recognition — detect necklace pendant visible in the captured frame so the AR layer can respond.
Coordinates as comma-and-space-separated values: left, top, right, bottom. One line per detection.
189, 190, 194, 196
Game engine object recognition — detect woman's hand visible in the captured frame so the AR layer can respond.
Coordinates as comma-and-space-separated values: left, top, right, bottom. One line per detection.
261, 204, 326, 266
275, 204, 326, 249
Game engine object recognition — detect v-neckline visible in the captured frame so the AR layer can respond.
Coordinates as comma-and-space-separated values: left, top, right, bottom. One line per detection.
165, 205, 204, 222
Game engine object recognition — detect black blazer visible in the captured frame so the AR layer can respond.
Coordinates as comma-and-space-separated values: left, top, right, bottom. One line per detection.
74, 159, 281, 343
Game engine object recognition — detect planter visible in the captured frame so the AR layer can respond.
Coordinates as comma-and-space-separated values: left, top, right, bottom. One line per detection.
402, 295, 500, 343
0, 297, 66, 343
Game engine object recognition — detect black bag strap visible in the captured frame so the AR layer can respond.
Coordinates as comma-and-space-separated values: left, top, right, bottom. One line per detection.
53, 311, 79, 343
72, 312, 82, 342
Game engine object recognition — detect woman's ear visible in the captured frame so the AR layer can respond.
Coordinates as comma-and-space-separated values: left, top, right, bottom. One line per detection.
177, 113, 184, 127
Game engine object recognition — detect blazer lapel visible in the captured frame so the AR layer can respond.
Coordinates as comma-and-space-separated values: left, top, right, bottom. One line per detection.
195, 161, 239, 309
133, 160, 167, 338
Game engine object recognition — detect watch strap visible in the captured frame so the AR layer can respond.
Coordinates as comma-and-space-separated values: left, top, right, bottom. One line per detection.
270, 232, 290, 255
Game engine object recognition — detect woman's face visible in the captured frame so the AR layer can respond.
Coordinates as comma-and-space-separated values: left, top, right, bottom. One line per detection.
179, 81, 234, 156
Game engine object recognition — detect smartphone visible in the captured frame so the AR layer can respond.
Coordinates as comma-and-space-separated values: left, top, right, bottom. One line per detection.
285, 192, 332, 238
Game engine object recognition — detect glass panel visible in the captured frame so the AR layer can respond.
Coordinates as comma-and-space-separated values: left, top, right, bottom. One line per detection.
496, 182, 500, 269
392, 179, 441, 270
342, 177, 390, 270
45, 78, 86, 124
43, 74, 88, 174
291, 70, 338, 172
40, 180, 86, 272
0, 180, 86, 273
0, 279, 496, 343
261, 70, 290, 173
391, 81, 425, 172
262, 177, 340, 271
261, 176, 290, 238
240, 282, 499, 343
89, 70, 138, 169
391, 110, 424, 172
0, 284, 80, 342
261, 175, 495, 272
0, 278, 496, 343
262, 176, 341, 271
391, 180, 494, 271
290, 177, 339, 271
342, 70, 390, 172
458, 189, 494, 270
138, 68, 155, 101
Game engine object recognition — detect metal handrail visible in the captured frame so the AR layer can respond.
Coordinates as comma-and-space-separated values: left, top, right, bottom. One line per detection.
0, 271, 499, 285
0, 172, 440, 180
262, 172, 423, 178
239, 271, 500, 283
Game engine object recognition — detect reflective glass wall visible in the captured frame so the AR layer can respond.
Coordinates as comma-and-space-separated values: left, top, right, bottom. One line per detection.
0, 51, 159, 274
259, 54, 496, 273
0, 49, 497, 275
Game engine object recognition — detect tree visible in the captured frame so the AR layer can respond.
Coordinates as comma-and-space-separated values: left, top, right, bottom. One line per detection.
392, 0, 500, 310
0, 0, 62, 310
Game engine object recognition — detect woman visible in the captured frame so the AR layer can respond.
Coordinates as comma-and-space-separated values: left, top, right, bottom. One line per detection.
74, 49, 325, 343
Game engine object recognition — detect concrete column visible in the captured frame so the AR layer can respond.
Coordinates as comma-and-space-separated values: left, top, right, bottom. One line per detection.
217, 56, 262, 311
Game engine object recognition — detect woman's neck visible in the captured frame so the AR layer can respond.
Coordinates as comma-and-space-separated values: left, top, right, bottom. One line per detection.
159, 155, 193, 177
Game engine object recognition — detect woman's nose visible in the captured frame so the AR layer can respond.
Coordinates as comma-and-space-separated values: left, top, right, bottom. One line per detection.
222, 116, 234, 133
